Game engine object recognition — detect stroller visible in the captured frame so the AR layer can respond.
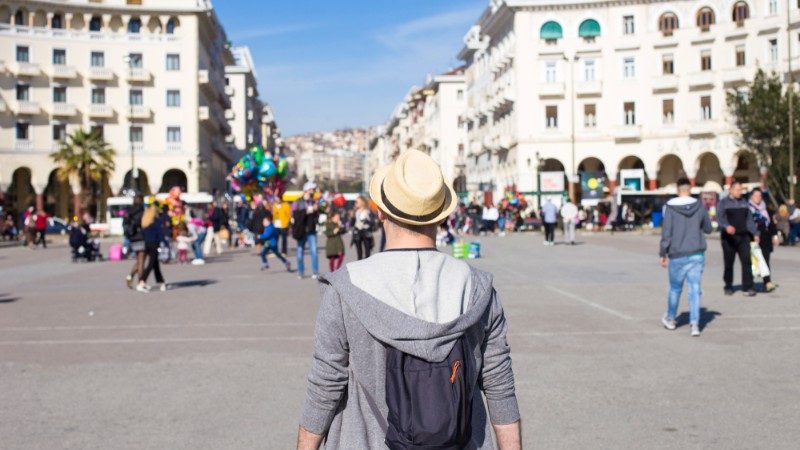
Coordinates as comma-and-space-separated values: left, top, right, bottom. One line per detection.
70, 224, 103, 262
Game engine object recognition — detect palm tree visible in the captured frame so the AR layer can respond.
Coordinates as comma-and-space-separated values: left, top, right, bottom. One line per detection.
50, 129, 116, 217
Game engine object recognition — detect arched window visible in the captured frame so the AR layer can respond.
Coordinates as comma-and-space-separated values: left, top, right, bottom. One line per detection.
51, 13, 63, 29
127, 17, 141, 33
89, 15, 101, 32
166, 18, 176, 34
658, 12, 679, 36
696, 7, 715, 31
540, 21, 563, 41
578, 19, 601, 39
732, 1, 750, 25
14, 10, 25, 26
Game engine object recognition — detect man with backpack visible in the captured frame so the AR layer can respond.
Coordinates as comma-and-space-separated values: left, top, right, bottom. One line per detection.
292, 182, 320, 279
297, 150, 521, 449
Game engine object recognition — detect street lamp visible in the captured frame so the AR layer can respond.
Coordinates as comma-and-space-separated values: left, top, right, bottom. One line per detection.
535, 151, 545, 208
123, 54, 137, 193
564, 54, 579, 203
788, 0, 797, 201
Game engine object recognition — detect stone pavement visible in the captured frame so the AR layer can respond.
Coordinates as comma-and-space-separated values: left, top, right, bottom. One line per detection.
1, 232, 799, 449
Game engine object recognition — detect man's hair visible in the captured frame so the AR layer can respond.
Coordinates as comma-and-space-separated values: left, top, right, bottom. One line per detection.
384, 215, 439, 237
730, 180, 742, 188
676, 177, 691, 193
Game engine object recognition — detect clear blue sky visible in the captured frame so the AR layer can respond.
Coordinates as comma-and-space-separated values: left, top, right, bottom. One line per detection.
214, 0, 485, 136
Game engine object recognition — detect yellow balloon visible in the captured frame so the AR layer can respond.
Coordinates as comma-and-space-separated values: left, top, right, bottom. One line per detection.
587, 178, 599, 189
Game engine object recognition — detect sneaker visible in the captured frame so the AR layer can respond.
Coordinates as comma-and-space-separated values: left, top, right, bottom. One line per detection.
159, 283, 168, 292
661, 315, 677, 330
126, 274, 134, 289
285, 261, 292, 272
743, 289, 757, 297
191, 258, 205, 265
723, 288, 734, 296
297, 273, 305, 280
135, 283, 150, 293
311, 273, 319, 280
690, 324, 701, 337
261, 263, 270, 271
765, 282, 777, 292
542, 241, 548, 246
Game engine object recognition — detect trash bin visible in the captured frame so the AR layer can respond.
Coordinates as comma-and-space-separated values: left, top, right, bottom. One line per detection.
651, 211, 663, 228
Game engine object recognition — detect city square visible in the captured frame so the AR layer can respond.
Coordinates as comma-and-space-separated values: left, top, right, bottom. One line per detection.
1, 232, 799, 449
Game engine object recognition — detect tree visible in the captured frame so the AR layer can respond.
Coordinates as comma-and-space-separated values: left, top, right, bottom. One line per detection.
727, 69, 800, 203
50, 129, 116, 217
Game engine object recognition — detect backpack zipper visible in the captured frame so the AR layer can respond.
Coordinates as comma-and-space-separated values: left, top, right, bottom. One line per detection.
449, 360, 462, 384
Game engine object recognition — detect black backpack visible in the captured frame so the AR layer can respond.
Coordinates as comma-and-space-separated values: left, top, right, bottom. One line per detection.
123, 212, 140, 240
291, 207, 306, 240
365, 336, 474, 449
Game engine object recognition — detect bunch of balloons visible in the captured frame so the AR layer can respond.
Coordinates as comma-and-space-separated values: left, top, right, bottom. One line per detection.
501, 191, 527, 209
164, 186, 185, 226
228, 145, 290, 201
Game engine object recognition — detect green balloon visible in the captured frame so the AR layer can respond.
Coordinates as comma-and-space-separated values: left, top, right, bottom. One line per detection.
249, 146, 264, 166
277, 159, 288, 177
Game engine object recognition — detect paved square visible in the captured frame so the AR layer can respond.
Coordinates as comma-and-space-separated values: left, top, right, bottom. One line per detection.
1, 232, 799, 449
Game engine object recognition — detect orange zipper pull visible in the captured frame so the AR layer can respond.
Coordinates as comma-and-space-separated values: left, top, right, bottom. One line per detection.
450, 361, 462, 384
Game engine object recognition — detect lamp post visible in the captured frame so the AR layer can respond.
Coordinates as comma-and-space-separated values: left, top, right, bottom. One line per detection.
123, 54, 137, 192
788, 0, 796, 201
564, 54, 579, 202
535, 151, 545, 208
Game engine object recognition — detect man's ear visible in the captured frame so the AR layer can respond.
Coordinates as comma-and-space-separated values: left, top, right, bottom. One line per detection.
376, 209, 387, 222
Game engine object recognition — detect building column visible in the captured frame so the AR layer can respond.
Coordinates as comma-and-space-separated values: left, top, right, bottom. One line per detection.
723, 164, 736, 188
71, 181, 81, 220
33, 182, 46, 212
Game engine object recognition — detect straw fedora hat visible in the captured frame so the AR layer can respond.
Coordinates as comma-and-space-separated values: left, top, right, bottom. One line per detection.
369, 149, 457, 226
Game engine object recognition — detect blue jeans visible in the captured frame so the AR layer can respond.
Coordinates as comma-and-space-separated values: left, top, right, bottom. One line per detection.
296, 233, 319, 276
193, 232, 206, 260
261, 242, 287, 266
667, 253, 705, 325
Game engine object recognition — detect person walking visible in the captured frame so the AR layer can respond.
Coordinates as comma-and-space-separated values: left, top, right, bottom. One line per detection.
718, 181, 759, 297
292, 182, 320, 279
351, 196, 374, 260
138, 201, 167, 293
466, 199, 482, 235
203, 201, 224, 257
324, 211, 345, 272
561, 199, 579, 245
258, 215, 291, 272
748, 188, 778, 293
175, 223, 194, 264
272, 196, 291, 256
124, 195, 146, 288
297, 149, 521, 450
659, 178, 713, 337
187, 213, 206, 265
542, 198, 558, 245
33, 209, 48, 248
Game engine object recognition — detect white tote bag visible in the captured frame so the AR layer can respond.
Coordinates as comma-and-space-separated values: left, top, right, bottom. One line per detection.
750, 243, 771, 278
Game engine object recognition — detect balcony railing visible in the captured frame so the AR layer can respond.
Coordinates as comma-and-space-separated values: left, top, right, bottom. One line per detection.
687, 119, 717, 136
537, 82, 565, 98
651, 74, 679, 92
0, 23, 180, 43
87, 67, 114, 81
722, 66, 753, 86
613, 124, 642, 141
126, 68, 151, 82
225, 109, 235, 120
166, 143, 182, 152
0, 97, 6, 112
15, 101, 41, 115
88, 104, 114, 118
575, 80, 602, 97
13, 61, 40, 77
687, 71, 715, 89
199, 106, 211, 121
126, 105, 151, 119
50, 65, 78, 79
224, 85, 234, 96
51, 102, 77, 117
14, 140, 33, 151
128, 142, 144, 153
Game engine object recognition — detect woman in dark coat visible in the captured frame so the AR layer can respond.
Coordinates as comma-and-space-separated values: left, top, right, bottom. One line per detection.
748, 188, 778, 292
325, 212, 346, 272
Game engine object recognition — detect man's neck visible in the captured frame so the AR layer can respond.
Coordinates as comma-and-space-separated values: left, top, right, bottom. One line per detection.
384, 237, 436, 251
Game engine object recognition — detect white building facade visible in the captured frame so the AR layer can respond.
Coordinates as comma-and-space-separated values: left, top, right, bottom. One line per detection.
225, 46, 262, 154
423, 71, 468, 192
459, 0, 786, 204
0, 0, 234, 219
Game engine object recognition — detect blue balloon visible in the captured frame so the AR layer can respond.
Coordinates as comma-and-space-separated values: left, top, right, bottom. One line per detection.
259, 160, 277, 178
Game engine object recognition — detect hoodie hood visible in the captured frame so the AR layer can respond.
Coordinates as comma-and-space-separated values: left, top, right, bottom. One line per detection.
319, 257, 494, 363
666, 197, 701, 217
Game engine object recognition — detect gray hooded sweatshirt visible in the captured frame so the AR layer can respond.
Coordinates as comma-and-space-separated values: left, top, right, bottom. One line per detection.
300, 250, 519, 449
659, 197, 713, 258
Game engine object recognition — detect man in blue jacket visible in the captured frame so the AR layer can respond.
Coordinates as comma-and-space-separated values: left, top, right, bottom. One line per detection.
659, 178, 713, 337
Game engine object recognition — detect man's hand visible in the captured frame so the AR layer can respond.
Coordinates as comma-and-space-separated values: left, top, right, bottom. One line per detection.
659, 256, 668, 268
725, 225, 736, 235
296, 426, 323, 450
494, 420, 522, 450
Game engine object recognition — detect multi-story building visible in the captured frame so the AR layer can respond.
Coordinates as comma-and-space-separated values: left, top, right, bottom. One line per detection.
421, 69, 467, 192
289, 128, 369, 191
458, 0, 779, 204
0, 0, 234, 219
225, 46, 262, 154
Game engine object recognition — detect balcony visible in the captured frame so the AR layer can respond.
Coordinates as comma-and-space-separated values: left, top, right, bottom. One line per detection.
126, 105, 151, 119
651, 74, 679, 92
14, 140, 33, 151
199, 106, 210, 122
224, 109, 235, 120
126, 68, 151, 83
537, 82, 565, 98
0, 97, 6, 112
575, 80, 602, 97
166, 143, 182, 152
51, 103, 77, 117
687, 119, 717, 137
128, 142, 144, 154
87, 67, 114, 81
613, 124, 642, 141
218, 92, 231, 109
687, 71, 715, 89
722, 66, 753, 86
88, 104, 114, 118
50, 65, 78, 79
224, 85, 234, 96
13, 62, 40, 77
14, 101, 40, 115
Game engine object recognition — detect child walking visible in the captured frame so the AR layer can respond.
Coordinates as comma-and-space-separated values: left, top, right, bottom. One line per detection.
325, 212, 346, 272
259, 215, 291, 272
175, 223, 195, 264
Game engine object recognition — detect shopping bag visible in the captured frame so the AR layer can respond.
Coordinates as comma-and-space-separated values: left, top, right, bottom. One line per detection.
750, 243, 770, 278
